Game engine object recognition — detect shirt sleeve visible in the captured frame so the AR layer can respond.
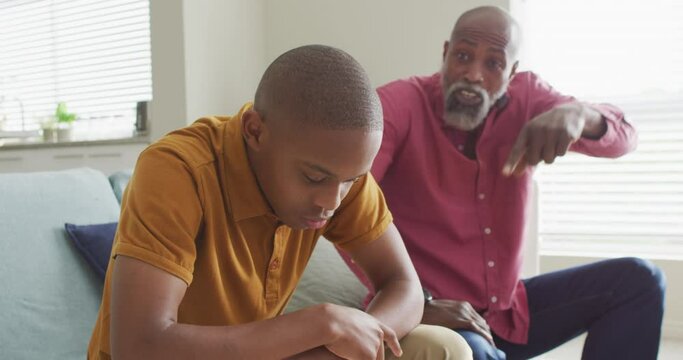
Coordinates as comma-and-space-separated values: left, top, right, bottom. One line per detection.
323, 173, 393, 253
524, 72, 637, 158
113, 144, 203, 285
372, 83, 411, 182
570, 103, 638, 158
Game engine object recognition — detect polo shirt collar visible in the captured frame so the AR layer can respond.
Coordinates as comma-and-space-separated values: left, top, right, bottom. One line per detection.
223, 103, 276, 222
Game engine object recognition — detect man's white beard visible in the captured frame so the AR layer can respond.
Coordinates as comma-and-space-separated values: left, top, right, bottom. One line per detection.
443, 80, 508, 131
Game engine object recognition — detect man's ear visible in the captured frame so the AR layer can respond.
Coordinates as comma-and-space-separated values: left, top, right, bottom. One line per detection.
442, 40, 450, 62
509, 60, 519, 79
242, 109, 267, 151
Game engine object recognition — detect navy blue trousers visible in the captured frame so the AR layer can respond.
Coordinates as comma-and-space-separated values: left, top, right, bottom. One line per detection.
456, 257, 666, 360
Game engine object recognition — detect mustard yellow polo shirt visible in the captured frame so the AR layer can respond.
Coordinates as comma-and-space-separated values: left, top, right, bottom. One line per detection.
87, 104, 392, 359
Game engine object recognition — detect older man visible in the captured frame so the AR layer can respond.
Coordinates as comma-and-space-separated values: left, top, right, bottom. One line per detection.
365, 6, 665, 360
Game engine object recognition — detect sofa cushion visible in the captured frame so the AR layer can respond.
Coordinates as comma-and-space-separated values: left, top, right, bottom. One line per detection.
0, 168, 121, 360
108, 170, 133, 204
65, 222, 118, 281
285, 238, 368, 313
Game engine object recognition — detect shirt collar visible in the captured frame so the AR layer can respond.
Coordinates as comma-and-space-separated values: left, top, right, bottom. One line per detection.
222, 103, 276, 222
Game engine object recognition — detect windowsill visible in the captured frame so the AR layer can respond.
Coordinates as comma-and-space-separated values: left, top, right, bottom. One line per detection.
0, 131, 150, 150
541, 245, 683, 262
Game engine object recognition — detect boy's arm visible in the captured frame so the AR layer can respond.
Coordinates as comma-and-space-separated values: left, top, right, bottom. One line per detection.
290, 223, 422, 359
347, 223, 424, 339
110, 255, 400, 360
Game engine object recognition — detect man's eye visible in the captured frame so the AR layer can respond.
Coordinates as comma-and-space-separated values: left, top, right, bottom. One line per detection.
456, 52, 470, 61
487, 59, 504, 70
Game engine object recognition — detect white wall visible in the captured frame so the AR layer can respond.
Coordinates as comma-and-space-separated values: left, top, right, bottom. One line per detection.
150, 0, 509, 136
183, 0, 266, 122
150, 0, 509, 137
149, 0, 188, 140
149, 0, 266, 140
265, 0, 508, 87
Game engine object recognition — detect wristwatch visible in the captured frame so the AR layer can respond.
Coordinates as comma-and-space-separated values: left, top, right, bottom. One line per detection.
422, 287, 433, 303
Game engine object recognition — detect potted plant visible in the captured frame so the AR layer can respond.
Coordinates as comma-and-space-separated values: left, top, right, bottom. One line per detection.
41, 116, 58, 142
49, 101, 77, 141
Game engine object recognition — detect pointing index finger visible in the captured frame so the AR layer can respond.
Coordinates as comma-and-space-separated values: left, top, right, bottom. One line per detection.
503, 130, 528, 176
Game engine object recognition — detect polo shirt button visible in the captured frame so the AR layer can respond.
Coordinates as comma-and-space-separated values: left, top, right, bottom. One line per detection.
484, 227, 492, 235
491, 296, 498, 303
478, 193, 486, 200
488, 260, 495, 268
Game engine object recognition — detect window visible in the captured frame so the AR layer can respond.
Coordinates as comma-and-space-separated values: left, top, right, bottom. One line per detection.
516, 0, 683, 257
0, 0, 152, 139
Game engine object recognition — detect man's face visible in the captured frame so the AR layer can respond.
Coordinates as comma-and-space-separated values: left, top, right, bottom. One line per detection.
441, 24, 516, 130
250, 115, 382, 230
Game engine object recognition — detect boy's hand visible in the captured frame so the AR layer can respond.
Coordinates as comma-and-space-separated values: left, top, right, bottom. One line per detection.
285, 347, 344, 359
322, 304, 402, 360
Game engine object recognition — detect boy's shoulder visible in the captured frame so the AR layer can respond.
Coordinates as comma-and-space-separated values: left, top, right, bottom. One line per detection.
144, 115, 235, 171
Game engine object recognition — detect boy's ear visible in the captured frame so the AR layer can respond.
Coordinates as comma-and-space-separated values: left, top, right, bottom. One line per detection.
242, 109, 267, 151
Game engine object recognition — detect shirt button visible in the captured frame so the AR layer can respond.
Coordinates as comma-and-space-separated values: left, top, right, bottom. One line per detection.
484, 227, 492, 235
491, 296, 498, 303
478, 193, 486, 200
488, 260, 495, 268
457, 144, 464, 151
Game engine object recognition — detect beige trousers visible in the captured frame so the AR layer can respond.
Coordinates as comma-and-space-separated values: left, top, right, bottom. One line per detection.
386, 324, 473, 360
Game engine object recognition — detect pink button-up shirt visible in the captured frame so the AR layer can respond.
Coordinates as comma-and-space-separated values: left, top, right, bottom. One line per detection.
368, 72, 636, 343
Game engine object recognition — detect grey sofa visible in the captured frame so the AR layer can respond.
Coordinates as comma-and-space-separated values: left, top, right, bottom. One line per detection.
0, 167, 366, 359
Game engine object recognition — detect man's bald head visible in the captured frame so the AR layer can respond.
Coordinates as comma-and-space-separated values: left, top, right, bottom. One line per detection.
451, 6, 521, 60
254, 45, 382, 132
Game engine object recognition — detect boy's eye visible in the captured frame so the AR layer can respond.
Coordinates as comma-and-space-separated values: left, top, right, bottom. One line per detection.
304, 174, 327, 183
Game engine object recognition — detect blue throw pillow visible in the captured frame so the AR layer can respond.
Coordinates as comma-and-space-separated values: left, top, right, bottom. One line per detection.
64, 222, 117, 281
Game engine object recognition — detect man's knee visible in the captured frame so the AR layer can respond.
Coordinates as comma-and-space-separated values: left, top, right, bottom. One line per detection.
619, 257, 666, 299
391, 324, 473, 360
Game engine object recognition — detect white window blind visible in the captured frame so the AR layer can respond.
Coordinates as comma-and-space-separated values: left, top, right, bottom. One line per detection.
517, 0, 683, 257
0, 0, 152, 135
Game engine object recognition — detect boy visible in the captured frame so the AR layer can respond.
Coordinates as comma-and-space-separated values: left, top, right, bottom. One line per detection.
88, 45, 471, 359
